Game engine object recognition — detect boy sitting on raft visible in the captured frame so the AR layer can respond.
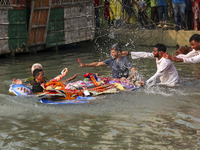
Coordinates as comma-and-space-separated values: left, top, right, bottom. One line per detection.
32, 69, 46, 93
13, 63, 79, 86
32, 68, 68, 93
13, 63, 44, 85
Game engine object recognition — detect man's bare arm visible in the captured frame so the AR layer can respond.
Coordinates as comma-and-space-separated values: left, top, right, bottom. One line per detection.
127, 67, 137, 80
171, 54, 183, 62
78, 58, 106, 67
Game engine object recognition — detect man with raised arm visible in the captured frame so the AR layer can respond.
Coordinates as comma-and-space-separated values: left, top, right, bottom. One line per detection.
122, 44, 180, 87
78, 43, 137, 81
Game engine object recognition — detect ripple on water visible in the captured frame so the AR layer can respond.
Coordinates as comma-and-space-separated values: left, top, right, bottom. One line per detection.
0, 45, 199, 149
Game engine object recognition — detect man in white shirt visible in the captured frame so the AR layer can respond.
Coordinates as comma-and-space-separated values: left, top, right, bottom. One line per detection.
170, 34, 200, 63
122, 44, 180, 87
175, 46, 198, 59
176, 49, 198, 59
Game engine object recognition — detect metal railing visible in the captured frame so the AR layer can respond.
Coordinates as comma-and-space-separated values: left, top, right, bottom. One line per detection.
52, 0, 91, 5
0, 0, 27, 6
0, 0, 92, 6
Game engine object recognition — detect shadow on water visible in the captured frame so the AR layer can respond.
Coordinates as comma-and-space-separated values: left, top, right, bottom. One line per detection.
0, 40, 200, 149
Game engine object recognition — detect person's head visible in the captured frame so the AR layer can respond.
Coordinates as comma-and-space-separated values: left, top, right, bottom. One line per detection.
176, 46, 191, 55
153, 44, 166, 57
189, 34, 200, 50
110, 43, 122, 58
176, 44, 180, 50
31, 63, 43, 74
33, 69, 45, 83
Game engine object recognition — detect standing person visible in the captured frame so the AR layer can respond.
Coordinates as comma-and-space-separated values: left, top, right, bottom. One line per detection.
106, 0, 122, 28
157, 0, 169, 28
122, 0, 138, 24
172, 0, 186, 30
122, 44, 180, 86
94, 0, 101, 28
186, 0, 193, 30
109, 0, 117, 25
167, 34, 200, 63
151, 0, 159, 27
104, 0, 111, 25
192, 0, 200, 31
137, 0, 149, 28
78, 43, 137, 81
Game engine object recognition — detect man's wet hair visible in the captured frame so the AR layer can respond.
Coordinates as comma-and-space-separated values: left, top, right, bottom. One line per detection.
176, 44, 180, 50
111, 43, 122, 52
33, 69, 43, 78
189, 34, 200, 42
154, 44, 166, 52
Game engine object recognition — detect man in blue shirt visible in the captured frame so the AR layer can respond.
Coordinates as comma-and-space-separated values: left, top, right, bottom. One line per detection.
78, 43, 137, 80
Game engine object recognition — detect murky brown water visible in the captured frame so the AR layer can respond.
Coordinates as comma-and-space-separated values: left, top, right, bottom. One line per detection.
0, 41, 200, 149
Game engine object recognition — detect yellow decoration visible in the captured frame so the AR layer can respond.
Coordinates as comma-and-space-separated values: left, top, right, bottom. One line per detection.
45, 81, 83, 100
90, 75, 100, 87
113, 83, 124, 90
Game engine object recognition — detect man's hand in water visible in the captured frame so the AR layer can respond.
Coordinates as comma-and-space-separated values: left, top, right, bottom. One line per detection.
121, 51, 130, 56
78, 58, 84, 67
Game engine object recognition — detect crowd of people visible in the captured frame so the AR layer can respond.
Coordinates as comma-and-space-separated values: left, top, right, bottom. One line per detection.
12, 33, 200, 94
94, 0, 200, 31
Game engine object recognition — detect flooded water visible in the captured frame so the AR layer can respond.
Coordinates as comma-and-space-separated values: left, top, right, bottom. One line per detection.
0, 41, 200, 149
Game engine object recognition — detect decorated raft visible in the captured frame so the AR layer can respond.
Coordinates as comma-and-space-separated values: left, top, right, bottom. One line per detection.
9, 73, 144, 104
9, 84, 93, 104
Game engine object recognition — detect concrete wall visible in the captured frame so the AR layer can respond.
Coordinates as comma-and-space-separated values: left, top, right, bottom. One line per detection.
0, 9, 9, 54
46, 7, 65, 47
63, 1, 95, 44
0, 0, 95, 55
115, 29, 200, 47
0, 7, 28, 55
47, 0, 95, 47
